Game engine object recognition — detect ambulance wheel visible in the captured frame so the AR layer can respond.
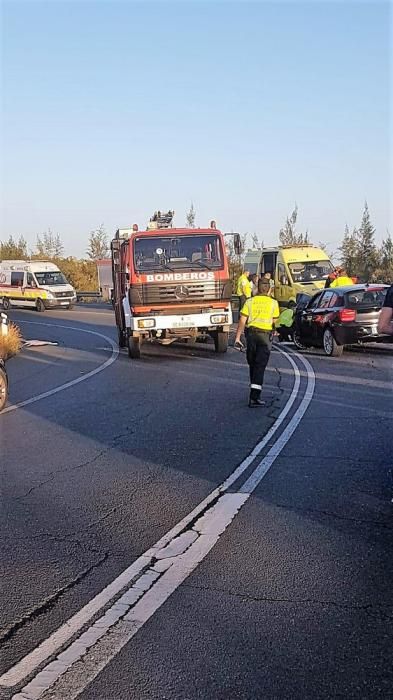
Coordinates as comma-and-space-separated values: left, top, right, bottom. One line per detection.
118, 328, 126, 348
0, 366, 8, 412
66, 304, 74, 310
35, 299, 45, 312
214, 331, 228, 353
2, 298, 10, 311
128, 335, 141, 359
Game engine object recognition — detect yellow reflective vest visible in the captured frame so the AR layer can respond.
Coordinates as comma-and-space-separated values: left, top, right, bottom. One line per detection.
241, 294, 280, 331
236, 273, 252, 298
330, 276, 354, 288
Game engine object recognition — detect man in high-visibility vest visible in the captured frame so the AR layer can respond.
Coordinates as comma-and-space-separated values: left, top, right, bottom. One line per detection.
330, 268, 354, 288
236, 270, 252, 311
234, 277, 280, 407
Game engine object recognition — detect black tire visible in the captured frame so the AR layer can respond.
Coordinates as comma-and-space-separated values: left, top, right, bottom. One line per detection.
214, 331, 228, 353
185, 337, 197, 345
66, 304, 74, 310
35, 298, 45, 312
293, 329, 307, 351
0, 367, 8, 412
118, 328, 127, 348
128, 335, 141, 359
2, 298, 11, 311
323, 327, 343, 357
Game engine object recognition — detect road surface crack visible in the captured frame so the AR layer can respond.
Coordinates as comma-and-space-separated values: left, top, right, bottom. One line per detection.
183, 582, 392, 618
0, 553, 109, 646
275, 503, 392, 529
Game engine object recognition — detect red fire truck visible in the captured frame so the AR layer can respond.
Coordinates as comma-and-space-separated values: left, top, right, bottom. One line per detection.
111, 212, 237, 358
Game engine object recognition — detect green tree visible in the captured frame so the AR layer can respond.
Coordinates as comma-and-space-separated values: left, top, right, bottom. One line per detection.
339, 225, 359, 276
0, 235, 28, 259
355, 202, 378, 281
87, 224, 109, 260
279, 205, 309, 245
374, 231, 393, 283
35, 229, 64, 258
186, 202, 196, 228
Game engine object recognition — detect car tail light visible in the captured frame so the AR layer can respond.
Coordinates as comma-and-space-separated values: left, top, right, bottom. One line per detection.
339, 308, 356, 322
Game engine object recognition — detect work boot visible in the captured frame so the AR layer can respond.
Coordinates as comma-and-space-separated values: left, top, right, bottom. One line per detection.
248, 396, 266, 408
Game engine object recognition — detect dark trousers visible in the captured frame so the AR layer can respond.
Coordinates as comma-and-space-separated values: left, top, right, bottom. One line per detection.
246, 329, 272, 400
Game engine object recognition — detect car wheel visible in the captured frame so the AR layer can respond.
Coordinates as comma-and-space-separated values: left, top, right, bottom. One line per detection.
293, 329, 307, 351
2, 298, 11, 311
323, 327, 343, 357
35, 298, 45, 312
0, 366, 8, 412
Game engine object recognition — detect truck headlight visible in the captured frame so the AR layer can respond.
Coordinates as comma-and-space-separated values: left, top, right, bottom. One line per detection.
210, 314, 228, 324
137, 319, 155, 329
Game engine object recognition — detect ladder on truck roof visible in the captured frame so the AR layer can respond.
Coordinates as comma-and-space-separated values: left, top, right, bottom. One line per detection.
148, 210, 174, 229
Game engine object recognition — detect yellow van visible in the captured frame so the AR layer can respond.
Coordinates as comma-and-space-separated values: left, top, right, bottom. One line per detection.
244, 245, 334, 308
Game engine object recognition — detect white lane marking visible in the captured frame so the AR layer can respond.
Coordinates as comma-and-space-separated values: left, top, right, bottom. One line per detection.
0, 348, 300, 689
12, 350, 315, 700
1, 321, 118, 415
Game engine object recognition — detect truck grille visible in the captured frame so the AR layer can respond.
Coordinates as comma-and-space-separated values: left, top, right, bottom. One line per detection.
129, 280, 231, 306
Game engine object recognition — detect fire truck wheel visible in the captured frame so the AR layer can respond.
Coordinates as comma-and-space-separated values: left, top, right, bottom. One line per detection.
2, 298, 11, 311
128, 335, 141, 359
35, 299, 46, 312
214, 331, 228, 353
118, 329, 127, 348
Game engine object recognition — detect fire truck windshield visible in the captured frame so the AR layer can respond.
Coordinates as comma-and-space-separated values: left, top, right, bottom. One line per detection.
134, 234, 224, 271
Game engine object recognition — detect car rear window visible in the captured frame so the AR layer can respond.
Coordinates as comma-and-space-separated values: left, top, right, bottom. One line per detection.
345, 288, 387, 308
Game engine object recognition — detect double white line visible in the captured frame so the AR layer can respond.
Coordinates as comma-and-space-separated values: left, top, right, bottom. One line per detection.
2, 347, 315, 700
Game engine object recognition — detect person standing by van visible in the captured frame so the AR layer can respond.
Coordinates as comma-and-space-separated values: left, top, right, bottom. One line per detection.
330, 268, 354, 287
236, 269, 252, 311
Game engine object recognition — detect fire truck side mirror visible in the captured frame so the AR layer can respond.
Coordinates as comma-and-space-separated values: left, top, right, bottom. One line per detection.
234, 233, 243, 256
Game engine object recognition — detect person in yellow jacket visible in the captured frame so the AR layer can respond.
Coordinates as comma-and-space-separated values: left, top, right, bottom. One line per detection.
236, 270, 252, 311
234, 277, 280, 407
330, 268, 354, 288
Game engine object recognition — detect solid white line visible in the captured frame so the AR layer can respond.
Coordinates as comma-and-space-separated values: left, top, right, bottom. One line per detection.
1, 321, 118, 415
11, 350, 315, 700
0, 347, 300, 689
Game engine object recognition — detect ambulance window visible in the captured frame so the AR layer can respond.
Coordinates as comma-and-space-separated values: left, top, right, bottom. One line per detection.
11, 271, 24, 287
27, 273, 35, 286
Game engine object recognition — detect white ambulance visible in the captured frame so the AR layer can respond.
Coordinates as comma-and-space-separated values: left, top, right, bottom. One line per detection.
0, 260, 77, 312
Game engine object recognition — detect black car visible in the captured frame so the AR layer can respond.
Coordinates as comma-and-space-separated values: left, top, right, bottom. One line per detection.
293, 284, 389, 356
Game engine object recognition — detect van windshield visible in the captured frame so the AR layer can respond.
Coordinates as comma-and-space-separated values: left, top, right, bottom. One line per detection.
34, 271, 68, 286
289, 260, 333, 283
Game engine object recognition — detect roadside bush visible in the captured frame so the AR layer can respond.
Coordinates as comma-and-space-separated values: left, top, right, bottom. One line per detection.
0, 323, 22, 360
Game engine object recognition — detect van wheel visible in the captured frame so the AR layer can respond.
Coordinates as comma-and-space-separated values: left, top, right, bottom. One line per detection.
35, 299, 45, 312
214, 331, 228, 353
128, 335, 141, 359
66, 304, 74, 310
2, 298, 11, 311
323, 328, 343, 357
0, 366, 8, 412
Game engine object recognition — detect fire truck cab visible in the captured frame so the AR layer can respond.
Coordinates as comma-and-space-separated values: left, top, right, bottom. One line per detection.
111, 214, 233, 358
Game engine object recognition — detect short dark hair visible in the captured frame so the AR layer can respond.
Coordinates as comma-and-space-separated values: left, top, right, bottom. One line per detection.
258, 277, 271, 293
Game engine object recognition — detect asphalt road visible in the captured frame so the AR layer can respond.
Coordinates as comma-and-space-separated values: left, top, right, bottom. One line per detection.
1, 305, 392, 700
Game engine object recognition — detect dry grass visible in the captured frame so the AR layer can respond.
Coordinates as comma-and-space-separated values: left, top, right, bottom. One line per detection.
0, 322, 22, 360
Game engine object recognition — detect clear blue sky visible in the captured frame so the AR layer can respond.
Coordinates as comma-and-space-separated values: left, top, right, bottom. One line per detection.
1, 0, 391, 257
